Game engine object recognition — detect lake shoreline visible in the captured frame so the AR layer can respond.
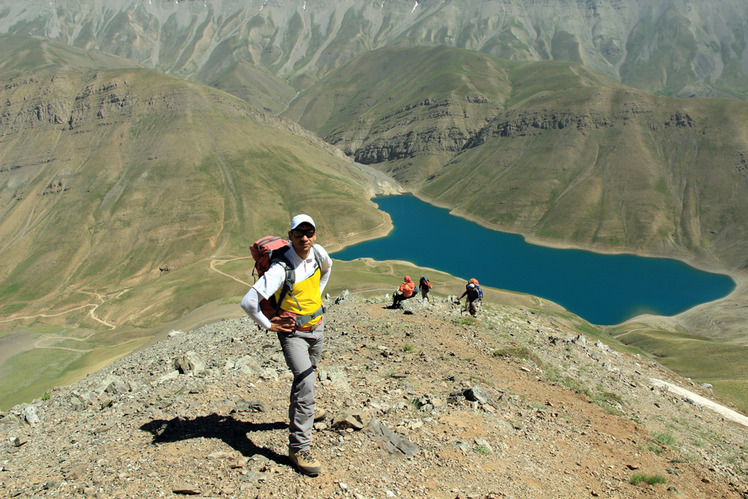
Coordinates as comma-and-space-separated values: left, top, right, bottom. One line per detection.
414, 192, 748, 334
417, 192, 738, 279
332, 192, 743, 329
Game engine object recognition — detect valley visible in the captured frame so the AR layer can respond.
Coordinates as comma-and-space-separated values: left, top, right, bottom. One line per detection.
0, 1, 747, 418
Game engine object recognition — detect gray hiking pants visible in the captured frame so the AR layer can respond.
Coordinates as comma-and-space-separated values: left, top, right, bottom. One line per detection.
277, 321, 324, 452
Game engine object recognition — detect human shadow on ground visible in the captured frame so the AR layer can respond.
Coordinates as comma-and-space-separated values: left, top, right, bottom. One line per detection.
140, 413, 288, 466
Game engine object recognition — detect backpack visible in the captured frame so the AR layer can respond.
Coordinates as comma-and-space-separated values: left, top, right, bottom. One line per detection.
249, 236, 322, 320
467, 278, 483, 300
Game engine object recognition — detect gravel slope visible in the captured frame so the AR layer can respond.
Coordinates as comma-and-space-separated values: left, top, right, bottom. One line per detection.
1, 294, 746, 498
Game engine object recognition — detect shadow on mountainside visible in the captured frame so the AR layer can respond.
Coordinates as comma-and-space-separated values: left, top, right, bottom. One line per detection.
140, 413, 288, 465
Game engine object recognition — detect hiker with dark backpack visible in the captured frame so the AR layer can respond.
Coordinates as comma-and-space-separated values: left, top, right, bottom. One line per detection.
419, 276, 433, 303
458, 278, 482, 316
240, 214, 332, 477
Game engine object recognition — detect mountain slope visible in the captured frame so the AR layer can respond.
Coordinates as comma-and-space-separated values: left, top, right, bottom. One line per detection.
1, 295, 746, 497
285, 46, 748, 273
0, 36, 389, 330
1, 3, 747, 419
423, 89, 748, 268
282, 45, 517, 183
0, 0, 746, 106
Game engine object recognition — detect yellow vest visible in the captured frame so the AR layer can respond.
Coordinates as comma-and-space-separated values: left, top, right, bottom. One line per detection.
274, 265, 323, 329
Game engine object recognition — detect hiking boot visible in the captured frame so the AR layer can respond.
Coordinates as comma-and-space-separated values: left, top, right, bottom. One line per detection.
289, 448, 322, 476
314, 407, 327, 422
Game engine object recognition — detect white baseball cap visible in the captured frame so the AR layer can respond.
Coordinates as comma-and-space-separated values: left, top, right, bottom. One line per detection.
290, 214, 316, 230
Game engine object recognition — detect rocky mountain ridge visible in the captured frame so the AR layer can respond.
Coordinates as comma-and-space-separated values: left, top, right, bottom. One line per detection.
0, 0, 746, 109
2, 294, 746, 497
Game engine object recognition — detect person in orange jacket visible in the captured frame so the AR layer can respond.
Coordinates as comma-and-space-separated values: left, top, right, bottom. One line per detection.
390, 275, 416, 308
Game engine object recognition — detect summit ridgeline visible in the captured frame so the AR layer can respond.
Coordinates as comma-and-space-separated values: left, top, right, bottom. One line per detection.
1, 294, 745, 497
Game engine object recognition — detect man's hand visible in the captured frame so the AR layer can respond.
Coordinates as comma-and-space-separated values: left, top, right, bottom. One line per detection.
268, 315, 295, 333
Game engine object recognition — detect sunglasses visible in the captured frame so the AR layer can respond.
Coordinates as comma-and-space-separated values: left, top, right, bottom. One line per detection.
291, 228, 316, 238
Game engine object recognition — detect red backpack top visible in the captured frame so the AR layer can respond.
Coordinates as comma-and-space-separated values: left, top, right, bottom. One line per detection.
250, 236, 291, 280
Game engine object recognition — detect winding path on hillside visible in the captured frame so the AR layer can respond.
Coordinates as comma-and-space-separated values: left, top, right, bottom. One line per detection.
209, 256, 253, 287
79, 290, 125, 329
0, 290, 123, 329
0, 304, 95, 324
3, 256, 256, 331
32, 329, 98, 352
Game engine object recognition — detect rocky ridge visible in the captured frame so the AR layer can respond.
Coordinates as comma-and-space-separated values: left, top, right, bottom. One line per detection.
2, 0, 746, 101
1, 294, 746, 498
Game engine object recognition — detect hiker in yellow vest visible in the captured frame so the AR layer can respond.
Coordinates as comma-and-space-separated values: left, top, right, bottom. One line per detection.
240, 214, 332, 476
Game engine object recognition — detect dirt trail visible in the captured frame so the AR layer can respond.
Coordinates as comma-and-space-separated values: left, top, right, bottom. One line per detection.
0, 289, 125, 329
209, 257, 253, 287
651, 378, 748, 427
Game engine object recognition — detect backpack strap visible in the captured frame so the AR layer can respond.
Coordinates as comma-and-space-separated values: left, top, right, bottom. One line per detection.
272, 246, 324, 318
271, 256, 299, 317
312, 245, 322, 271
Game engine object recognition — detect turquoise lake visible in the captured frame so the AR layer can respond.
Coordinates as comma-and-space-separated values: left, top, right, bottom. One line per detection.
331, 194, 736, 325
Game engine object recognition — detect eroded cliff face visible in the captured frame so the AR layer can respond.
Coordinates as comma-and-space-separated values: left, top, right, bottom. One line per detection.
0, 0, 746, 104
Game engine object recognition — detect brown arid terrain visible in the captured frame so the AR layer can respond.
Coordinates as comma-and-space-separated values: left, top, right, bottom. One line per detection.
1, 293, 746, 498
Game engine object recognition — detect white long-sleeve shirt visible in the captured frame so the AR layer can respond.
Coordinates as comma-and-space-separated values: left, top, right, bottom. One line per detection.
241, 243, 332, 329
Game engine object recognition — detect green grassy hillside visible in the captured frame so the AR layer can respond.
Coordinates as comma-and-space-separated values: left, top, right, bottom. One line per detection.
1, 37, 746, 417
424, 91, 748, 267
609, 322, 748, 412
0, 37, 394, 409
283, 46, 516, 182
0, 37, 388, 332
285, 47, 748, 274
